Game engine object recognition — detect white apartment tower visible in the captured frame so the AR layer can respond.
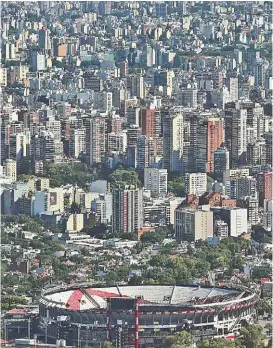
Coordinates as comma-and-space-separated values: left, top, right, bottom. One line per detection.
69, 129, 86, 158
86, 117, 106, 165
162, 107, 184, 172
144, 168, 168, 198
185, 173, 207, 197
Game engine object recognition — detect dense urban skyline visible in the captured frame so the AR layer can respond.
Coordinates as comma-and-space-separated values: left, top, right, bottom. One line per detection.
1, 2, 272, 348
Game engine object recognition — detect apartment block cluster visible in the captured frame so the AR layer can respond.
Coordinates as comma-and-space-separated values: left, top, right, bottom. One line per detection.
1, 1, 272, 240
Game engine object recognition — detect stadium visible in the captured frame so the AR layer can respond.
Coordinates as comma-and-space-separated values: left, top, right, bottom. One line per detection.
39, 284, 259, 347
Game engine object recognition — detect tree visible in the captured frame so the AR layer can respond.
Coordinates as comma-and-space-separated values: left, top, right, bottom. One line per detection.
140, 228, 168, 244
109, 168, 141, 188
257, 299, 272, 316
252, 225, 272, 244
105, 271, 118, 285
70, 202, 81, 214
102, 342, 113, 348
198, 338, 242, 348
167, 175, 186, 197
43, 163, 95, 188
240, 325, 265, 348
166, 331, 194, 348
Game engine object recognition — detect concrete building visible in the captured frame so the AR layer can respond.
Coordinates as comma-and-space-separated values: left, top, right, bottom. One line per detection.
144, 168, 168, 198
175, 205, 213, 241
112, 185, 143, 233
3, 159, 17, 182
31, 51, 46, 71
69, 129, 86, 158
9, 133, 27, 162
65, 214, 84, 232
91, 193, 112, 225
212, 207, 248, 237
226, 176, 257, 200
237, 197, 259, 227
228, 77, 238, 102
136, 135, 155, 168
162, 107, 184, 172
38, 27, 51, 50
214, 220, 229, 239
185, 173, 207, 197
107, 131, 127, 154
262, 199, 273, 231
214, 147, 230, 177
93, 91, 113, 112
225, 108, 247, 168
33, 188, 64, 216
223, 168, 250, 184
86, 117, 106, 165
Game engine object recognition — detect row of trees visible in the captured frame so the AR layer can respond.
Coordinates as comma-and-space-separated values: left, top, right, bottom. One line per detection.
124, 236, 251, 286
166, 325, 267, 348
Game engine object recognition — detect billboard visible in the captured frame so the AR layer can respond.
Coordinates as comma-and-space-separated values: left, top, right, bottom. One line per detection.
108, 298, 135, 311
50, 192, 57, 206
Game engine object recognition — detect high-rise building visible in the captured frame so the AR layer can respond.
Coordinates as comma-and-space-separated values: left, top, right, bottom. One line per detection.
185, 173, 207, 197
211, 207, 248, 237
0, 68, 7, 87
176, 87, 198, 108
127, 75, 145, 99
141, 108, 156, 137
178, 1, 188, 15
247, 140, 266, 166
223, 168, 250, 184
144, 168, 168, 198
31, 51, 46, 71
262, 199, 273, 231
119, 60, 128, 77
256, 172, 273, 205
9, 133, 27, 162
225, 108, 247, 168
127, 107, 141, 127
45, 119, 61, 142
3, 159, 17, 182
153, 70, 173, 94
107, 131, 127, 154
237, 197, 259, 227
162, 107, 184, 172
226, 176, 257, 200
86, 117, 106, 165
214, 147, 230, 177
69, 129, 86, 158
93, 91, 113, 112
112, 185, 143, 233
264, 131, 273, 166
214, 220, 229, 239
127, 125, 142, 147
136, 136, 155, 169
175, 205, 213, 241
98, 1, 111, 16
155, 2, 167, 17
194, 118, 224, 173
38, 26, 51, 50
228, 77, 238, 102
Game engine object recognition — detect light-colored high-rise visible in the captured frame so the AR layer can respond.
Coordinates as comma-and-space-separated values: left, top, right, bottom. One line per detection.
86, 117, 106, 165
9, 133, 27, 162
185, 173, 207, 197
175, 205, 213, 241
3, 159, 17, 182
144, 168, 168, 198
162, 107, 184, 172
69, 129, 86, 158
